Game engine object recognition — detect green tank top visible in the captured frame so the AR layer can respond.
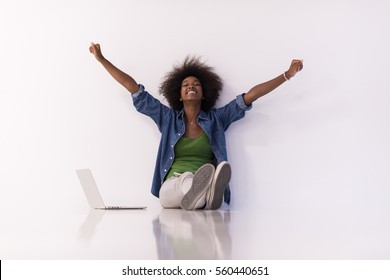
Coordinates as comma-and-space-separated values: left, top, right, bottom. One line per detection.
165, 131, 213, 180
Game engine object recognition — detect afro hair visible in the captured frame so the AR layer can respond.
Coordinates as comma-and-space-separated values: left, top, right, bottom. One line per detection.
159, 56, 223, 111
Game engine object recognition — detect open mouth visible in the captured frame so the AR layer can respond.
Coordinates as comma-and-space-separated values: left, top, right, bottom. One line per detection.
186, 90, 197, 95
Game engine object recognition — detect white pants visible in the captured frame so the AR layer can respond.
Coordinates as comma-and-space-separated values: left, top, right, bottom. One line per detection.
159, 172, 207, 209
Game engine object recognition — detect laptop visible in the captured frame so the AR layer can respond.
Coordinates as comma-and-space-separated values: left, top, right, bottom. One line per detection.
76, 169, 146, 210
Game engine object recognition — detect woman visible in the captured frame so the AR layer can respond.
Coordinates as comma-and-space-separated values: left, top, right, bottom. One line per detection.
89, 43, 303, 210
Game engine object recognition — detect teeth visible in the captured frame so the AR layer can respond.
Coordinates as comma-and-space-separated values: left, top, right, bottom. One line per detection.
187, 91, 196, 95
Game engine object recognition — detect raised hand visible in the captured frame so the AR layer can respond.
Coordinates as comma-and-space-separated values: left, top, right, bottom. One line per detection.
89, 42, 104, 62
88, 42, 139, 93
285, 59, 303, 79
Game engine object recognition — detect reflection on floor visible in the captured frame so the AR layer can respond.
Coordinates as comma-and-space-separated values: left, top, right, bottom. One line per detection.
2, 203, 390, 259
153, 209, 232, 259
76, 207, 233, 259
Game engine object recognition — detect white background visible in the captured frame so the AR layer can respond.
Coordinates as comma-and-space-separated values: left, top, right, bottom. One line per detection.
1, 0, 390, 259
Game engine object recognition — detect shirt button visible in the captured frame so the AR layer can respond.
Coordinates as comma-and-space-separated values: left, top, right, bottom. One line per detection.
164, 169, 167, 172
170, 157, 173, 160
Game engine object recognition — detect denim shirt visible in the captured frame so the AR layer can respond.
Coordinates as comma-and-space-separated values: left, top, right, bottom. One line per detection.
132, 84, 252, 204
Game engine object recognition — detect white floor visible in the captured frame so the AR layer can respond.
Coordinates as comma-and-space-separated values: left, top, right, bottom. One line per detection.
1, 201, 390, 260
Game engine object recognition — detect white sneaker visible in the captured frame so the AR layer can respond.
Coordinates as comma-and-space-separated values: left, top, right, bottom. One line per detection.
205, 161, 231, 210
181, 164, 215, 210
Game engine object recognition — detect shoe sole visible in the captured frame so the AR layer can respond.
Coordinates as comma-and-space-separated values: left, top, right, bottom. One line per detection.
207, 162, 231, 210
181, 164, 215, 210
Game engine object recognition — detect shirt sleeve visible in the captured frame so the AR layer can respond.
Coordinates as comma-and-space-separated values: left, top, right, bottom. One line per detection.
131, 84, 172, 132
130, 84, 145, 98
214, 93, 253, 131
236, 93, 253, 111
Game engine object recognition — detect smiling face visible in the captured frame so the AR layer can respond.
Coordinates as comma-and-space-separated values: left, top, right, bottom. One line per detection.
180, 76, 203, 103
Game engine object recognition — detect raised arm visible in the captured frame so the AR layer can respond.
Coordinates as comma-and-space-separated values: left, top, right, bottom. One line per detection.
243, 59, 303, 105
89, 42, 140, 94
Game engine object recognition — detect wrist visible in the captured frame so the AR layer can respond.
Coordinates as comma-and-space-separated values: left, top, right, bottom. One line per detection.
97, 56, 107, 64
283, 71, 290, 81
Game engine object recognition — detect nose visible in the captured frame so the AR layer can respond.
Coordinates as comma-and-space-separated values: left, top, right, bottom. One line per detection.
188, 84, 193, 89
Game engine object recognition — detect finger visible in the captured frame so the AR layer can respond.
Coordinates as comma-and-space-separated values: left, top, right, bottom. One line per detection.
89, 42, 95, 53
296, 60, 303, 66
297, 62, 303, 71
291, 60, 299, 69
290, 61, 299, 69
292, 59, 303, 64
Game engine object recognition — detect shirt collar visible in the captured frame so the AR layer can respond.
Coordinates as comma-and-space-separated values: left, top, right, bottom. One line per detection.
176, 109, 208, 121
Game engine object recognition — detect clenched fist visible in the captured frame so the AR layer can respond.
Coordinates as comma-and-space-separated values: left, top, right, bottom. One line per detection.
89, 42, 104, 62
